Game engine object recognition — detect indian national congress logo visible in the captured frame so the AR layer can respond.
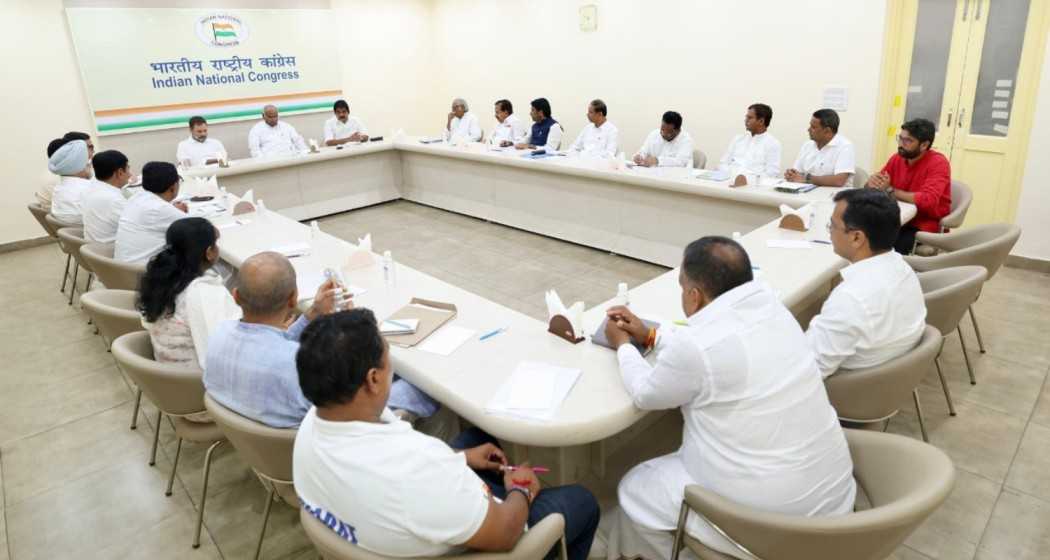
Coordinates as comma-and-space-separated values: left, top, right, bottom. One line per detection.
195, 14, 249, 47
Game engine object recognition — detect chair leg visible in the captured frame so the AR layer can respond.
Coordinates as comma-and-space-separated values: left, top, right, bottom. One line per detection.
969, 305, 986, 354
149, 409, 163, 466
60, 253, 71, 293
130, 388, 142, 430
670, 500, 690, 560
558, 536, 569, 560
958, 327, 977, 385
194, 440, 224, 549
85, 273, 94, 292
68, 262, 79, 305
166, 437, 183, 496
254, 486, 277, 560
935, 358, 957, 416
913, 389, 929, 443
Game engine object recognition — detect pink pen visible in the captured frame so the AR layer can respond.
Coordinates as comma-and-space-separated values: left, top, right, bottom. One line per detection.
501, 465, 551, 474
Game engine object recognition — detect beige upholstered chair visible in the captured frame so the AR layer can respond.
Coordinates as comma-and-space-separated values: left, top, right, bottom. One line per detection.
55, 226, 95, 305
79, 288, 149, 430
301, 507, 567, 560
204, 394, 297, 560
853, 167, 870, 188
825, 325, 942, 442
45, 214, 79, 295
110, 331, 225, 549
29, 203, 74, 294
917, 266, 988, 414
905, 223, 1020, 357
671, 429, 955, 560
692, 149, 708, 170
80, 242, 146, 291
940, 180, 973, 232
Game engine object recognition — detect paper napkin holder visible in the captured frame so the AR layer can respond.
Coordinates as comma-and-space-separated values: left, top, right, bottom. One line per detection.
548, 314, 584, 344
345, 250, 376, 270
778, 214, 808, 232
232, 201, 256, 215
732, 174, 748, 188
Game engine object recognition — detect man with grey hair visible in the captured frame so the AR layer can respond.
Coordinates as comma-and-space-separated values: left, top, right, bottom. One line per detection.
204, 251, 440, 428
445, 97, 482, 143
248, 104, 306, 158
598, 236, 855, 559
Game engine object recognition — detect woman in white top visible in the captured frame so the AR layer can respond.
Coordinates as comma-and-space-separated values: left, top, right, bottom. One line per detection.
137, 217, 241, 370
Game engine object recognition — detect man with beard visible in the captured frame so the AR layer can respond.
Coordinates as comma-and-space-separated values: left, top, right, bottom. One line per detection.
865, 118, 951, 254
177, 116, 227, 167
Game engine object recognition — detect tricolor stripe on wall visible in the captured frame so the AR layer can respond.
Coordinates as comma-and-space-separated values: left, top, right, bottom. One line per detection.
93, 90, 342, 135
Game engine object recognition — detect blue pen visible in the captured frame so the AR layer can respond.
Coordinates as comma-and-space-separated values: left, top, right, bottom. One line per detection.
811, 239, 832, 245
479, 327, 507, 341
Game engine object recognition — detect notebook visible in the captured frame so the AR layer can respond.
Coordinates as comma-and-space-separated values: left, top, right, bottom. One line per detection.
591, 316, 660, 355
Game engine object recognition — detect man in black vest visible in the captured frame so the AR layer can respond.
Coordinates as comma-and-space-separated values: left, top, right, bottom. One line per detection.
515, 98, 564, 151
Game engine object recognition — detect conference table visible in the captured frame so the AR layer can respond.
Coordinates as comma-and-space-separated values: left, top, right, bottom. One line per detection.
186, 140, 916, 483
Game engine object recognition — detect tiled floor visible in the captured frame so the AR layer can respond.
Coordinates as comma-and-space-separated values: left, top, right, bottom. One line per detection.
0, 199, 1047, 559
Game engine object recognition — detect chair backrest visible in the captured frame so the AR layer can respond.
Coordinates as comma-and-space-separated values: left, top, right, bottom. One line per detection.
693, 149, 707, 169
300, 507, 565, 560
110, 331, 207, 416
204, 393, 296, 483
905, 223, 1020, 281
825, 326, 942, 422
80, 242, 146, 291
28, 203, 59, 238
56, 227, 93, 272
917, 266, 987, 336
853, 167, 870, 188
940, 180, 973, 230
80, 289, 143, 344
682, 429, 954, 560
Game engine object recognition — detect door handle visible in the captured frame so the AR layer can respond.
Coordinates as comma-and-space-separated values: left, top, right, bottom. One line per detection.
976, 0, 983, 21
946, 111, 953, 128
962, 0, 970, 21
958, 108, 966, 128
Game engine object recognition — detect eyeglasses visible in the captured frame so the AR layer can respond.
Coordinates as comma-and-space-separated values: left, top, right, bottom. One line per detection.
827, 219, 852, 234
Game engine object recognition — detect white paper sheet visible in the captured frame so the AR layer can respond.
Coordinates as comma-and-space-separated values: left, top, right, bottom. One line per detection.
485, 361, 582, 421
766, 239, 814, 249
417, 325, 476, 356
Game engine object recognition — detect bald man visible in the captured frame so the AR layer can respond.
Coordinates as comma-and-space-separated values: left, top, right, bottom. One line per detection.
204, 252, 441, 428
248, 104, 306, 158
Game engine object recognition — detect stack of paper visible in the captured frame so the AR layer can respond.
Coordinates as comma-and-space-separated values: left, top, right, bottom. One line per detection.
485, 361, 582, 421
381, 319, 419, 335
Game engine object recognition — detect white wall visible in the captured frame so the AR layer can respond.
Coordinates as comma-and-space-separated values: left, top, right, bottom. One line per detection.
1014, 39, 1050, 261
426, 0, 887, 174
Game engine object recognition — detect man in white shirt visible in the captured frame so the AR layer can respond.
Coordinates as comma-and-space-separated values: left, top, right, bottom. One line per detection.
248, 105, 307, 158
176, 116, 227, 167
445, 98, 482, 143
601, 237, 856, 559
807, 189, 926, 378
115, 162, 188, 263
515, 98, 563, 151
718, 103, 782, 178
293, 309, 600, 560
38, 134, 96, 211
489, 99, 529, 148
633, 111, 694, 168
569, 99, 618, 157
81, 150, 131, 244
324, 99, 369, 146
786, 109, 856, 187
48, 139, 93, 225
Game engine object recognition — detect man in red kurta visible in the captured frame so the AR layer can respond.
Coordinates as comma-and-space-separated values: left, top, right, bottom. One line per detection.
866, 118, 951, 254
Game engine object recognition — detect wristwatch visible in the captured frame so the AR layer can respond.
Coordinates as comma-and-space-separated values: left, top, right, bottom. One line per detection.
508, 485, 532, 504
804, 172, 812, 183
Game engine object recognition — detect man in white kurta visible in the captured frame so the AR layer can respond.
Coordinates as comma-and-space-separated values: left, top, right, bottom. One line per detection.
81, 150, 131, 244
786, 109, 856, 187
445, 98, 482, 143
248, 105, 307, 158
569, 99, 618, 157
601, 237, 856, 559
324, 99, 369, 146
48, 140, 94, 226
633, 111, 694, 168
176, 117, 227, 167
489, 99, 529, 147
718, 103, 782, 177
807, 188, 926, 378
115, 162, 188, 263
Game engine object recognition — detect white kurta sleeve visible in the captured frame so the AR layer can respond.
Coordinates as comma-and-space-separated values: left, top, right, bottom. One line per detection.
570, 127, 586, 152
290, 125, 307, 152
835, 141, 856, 175
660, 134, 694, 167
616, 330, 707, 410
717, 136, 736, 172
248, 127, 263, 158
176, 141, 189, 164
513, 119, 529, 144
355, 117, 368, 135
468, 114, 482, 142
544, 124, 564, 151
634, 131, 656, 159
763, 137, 783, 177
805, 288, 866, 378
323, 120, 336, 142
603, 126, 619, 157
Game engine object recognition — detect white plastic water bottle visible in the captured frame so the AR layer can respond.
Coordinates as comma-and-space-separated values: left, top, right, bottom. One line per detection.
311, 220, 321, 240
616, 282, 630, 307
220, 187, 230, 210
382, 250, 396, 286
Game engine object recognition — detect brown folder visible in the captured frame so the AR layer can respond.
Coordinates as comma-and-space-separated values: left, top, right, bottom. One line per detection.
383, 298, 458, 347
